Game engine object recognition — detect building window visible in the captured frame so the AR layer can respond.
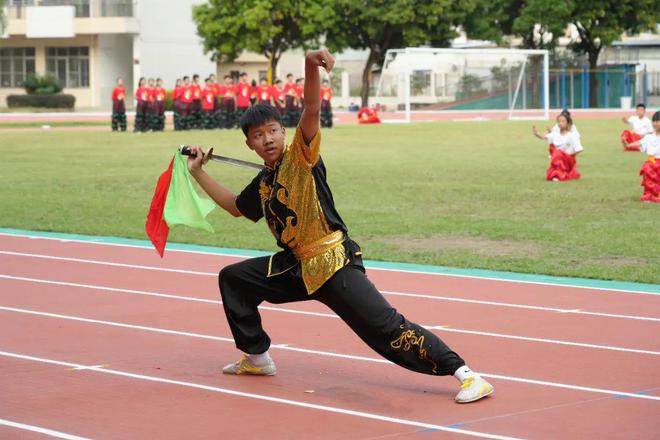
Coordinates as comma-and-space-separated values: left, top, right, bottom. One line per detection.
0, 48, 36, 88
46, 47, 90, 88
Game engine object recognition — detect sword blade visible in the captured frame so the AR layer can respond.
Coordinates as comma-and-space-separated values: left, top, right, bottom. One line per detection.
207, 154, 265, 171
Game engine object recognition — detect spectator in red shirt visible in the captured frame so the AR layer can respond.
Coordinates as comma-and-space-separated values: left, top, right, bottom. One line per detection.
257, 79, 273, 106
180, 76, 193, 130
235, 72, 252, 120
153, 78, 167, 131
134, 77, 148, 133
282, 73, 297, 127
201, 77, 217, 129
111, 77, 127, 132
320, 79, 333, 128
190, 74, 203, 129
172, 78, 184, 131
217, 75, 237, 129
271, 78, 285, 114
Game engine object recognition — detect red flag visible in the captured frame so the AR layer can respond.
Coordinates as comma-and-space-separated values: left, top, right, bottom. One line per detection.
145, 158, 174, 257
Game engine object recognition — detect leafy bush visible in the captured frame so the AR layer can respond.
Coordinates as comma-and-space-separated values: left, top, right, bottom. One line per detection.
7, 94, 76, 109
165, 90, 173, 111
22, 74, 63, 95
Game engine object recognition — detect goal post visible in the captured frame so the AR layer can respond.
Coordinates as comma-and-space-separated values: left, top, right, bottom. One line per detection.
374, 48, 550, 121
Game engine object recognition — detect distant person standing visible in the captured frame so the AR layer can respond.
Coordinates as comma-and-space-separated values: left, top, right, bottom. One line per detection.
111, 77, 127, 132
271, 78, 286, 114
257, 78, 273, 106
180, 76, 194, 130
320, 79, 333, 128
282, 73, 297, 127
201, 77, 217, 129
134, 77, 148, 133
235, 72, 252, 122
172, 78, 183, 131
146, 78, 157, 131
191, 74, 203, 129
154, 78, 167, 131
621, 104, 653, 151
217, 75, 237, 129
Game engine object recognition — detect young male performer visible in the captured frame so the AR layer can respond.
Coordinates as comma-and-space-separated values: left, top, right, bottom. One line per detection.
154, 78, 167, 131
621, 104, 653, 151
320, 79, 333, 128
111, 77, 127, 132
185, 50, 494, 404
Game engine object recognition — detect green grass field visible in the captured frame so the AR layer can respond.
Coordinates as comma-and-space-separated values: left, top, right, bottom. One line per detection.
1, 119, 658, 284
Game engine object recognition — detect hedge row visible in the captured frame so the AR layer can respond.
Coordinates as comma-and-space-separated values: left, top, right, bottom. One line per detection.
6, 94, 76, 109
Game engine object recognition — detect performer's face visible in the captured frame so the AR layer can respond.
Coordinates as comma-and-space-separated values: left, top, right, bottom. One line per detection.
636, 107, 646, 118
245, 120, 286, 166
557, 115, 569, 130
653, 118, 660, 133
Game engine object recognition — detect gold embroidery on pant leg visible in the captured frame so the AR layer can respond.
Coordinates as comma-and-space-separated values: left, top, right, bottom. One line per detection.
390, 325, 438, 374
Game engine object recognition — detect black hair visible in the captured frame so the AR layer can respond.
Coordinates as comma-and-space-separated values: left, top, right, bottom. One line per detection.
557, 109, 573, 126
223, 75, 231, 80
156, 77, 162, 82
138, 77, 145, 85
240, 72, 247, 77
322, 79, 329, 84
239, 104, 282, 136
286, 73, 293, 78
193, 74, 199, 80
296, 78, 303, 83
183, 76, 189, 81
636, 103, 646, 109
251, 79, 257, 86
274, 79, 282, 84
652, 111, 660, 122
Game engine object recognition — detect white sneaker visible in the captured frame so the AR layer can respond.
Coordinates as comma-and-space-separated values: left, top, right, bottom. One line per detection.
455, 376, 494, 403
222, 354, 277, 376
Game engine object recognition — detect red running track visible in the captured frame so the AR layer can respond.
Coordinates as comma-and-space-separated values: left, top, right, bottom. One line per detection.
0, 233, 658, 439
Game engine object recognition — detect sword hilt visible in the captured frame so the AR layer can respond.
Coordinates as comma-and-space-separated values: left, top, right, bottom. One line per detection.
179, 145, 196, 157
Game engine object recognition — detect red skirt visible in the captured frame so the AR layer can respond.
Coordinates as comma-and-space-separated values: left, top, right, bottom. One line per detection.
546, 146, 581, 181
639, 158, 660, 203
357, 107, 381, 124
621, 130, 642, 151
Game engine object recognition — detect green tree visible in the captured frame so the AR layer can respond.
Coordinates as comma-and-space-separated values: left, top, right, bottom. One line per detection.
466, 0, 572, 107
0, 0, 6, 35
192, 0, 335, 82
570, 0, 658, 107
326, 0, 476, 107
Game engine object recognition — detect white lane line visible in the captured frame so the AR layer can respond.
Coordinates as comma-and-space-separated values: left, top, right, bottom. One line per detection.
1, 305, 659, 402
0, 418, 90, 440
1, 274, 657, 356
1, 252, 658, 323
0, 351, 522, 440
1, 232, 659, 296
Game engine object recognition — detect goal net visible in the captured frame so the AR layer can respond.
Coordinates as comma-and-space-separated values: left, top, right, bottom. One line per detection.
374, 48, 550, 121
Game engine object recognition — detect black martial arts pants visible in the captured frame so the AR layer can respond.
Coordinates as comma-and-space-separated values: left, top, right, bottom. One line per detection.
219, 257, 465, 376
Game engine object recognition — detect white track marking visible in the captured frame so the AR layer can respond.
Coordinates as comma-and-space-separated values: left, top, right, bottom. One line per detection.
0, 351, 522, 440
1, 252, 659, 323
1, 274, 658, 355
1, 305, 659, 402
0, 418, 90, 440
1, 232, 659, 296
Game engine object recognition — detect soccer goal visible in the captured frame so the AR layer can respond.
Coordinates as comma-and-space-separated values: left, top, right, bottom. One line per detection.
374, 48, 550, 121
